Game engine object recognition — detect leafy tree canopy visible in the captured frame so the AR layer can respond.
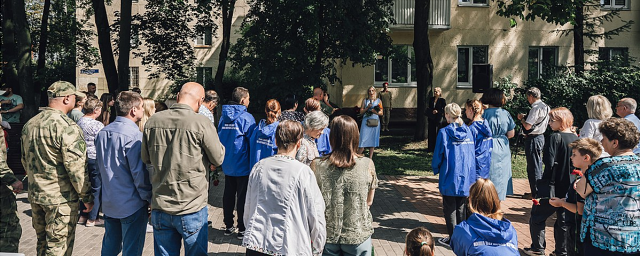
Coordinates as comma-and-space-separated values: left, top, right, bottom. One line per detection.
230, 0, 394, 105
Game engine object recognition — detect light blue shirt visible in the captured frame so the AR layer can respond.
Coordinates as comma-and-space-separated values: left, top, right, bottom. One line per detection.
198, 105, 215, 125
96, 116, 151, 219
624, 114, 640, 154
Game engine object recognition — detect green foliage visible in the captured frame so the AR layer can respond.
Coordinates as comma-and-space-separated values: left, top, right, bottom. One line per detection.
495, 0, 582, 25
230, 0, 394, 104
133, 0, 218, 82
493, 75, 528, 118
524, 59, 640, 126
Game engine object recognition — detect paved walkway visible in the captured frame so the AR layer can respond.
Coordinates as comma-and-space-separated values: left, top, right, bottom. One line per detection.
14, 175, 556, 255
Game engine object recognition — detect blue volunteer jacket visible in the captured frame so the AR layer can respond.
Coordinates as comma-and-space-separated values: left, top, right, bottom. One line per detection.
249, 119, 279, 168
218, 104, 256, 177
432, 123, 476, 197
451, 213, 519, 256
316, 127, 332, 156
468, 120, 493, 179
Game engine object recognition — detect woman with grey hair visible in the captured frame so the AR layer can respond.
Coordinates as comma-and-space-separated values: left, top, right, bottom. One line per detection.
296, 110, 329, 165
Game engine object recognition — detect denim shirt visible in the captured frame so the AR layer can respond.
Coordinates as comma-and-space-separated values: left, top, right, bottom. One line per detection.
96, 116, 151, 219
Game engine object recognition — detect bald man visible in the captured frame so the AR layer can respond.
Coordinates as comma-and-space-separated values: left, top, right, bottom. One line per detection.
141, 82, 225, 255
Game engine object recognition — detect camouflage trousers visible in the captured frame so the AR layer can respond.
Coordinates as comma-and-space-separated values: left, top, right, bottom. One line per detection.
0, 191, 22, 252
31, 202, 79, 256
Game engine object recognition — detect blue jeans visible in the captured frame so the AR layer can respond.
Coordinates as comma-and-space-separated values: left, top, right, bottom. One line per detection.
151, 206, 208, 256
79, 158, 101, 220
102, 205, 148, 256
323, 237, 372, 256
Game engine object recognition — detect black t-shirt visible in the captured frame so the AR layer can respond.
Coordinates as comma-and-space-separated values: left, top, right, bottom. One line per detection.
565, 179, 585, 225
542, 132, 579, 198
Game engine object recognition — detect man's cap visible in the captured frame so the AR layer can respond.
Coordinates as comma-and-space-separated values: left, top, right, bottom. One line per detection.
47, 81, 85, 98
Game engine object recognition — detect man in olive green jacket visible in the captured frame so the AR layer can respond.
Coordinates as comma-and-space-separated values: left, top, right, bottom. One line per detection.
21, 81, 93, 256
142, 82, 225, 255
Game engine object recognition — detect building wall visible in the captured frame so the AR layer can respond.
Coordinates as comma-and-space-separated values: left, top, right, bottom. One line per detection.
337, 0, 640, 115
76, 0, 249, 99
76, 0, 639, 112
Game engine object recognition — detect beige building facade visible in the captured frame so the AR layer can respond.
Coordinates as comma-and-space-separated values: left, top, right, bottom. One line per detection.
77, 0, 638, 119
334, 0, 639, 121
76, 0, 250, 99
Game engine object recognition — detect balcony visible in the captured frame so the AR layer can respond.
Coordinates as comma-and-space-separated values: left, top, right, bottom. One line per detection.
392, 0, 451, 30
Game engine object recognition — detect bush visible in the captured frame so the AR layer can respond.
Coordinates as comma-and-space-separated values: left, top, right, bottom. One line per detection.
518, 60, 640, 127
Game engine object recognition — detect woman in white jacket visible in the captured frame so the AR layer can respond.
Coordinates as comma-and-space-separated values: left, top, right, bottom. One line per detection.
243, 120, 327, 256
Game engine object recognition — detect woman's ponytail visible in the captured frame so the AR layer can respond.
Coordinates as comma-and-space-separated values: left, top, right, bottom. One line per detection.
265, 99, 281, 125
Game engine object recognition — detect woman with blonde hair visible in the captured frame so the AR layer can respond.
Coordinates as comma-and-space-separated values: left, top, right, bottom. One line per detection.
137, 98, 156, 131
580, 95, 613, 143
312, 115, 378, 256
451, 178, 518, 255
432, 103, 475, 247
249, 99, 282, 168
359, 86, 383, 159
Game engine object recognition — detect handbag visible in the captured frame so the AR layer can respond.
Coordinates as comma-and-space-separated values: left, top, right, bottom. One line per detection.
366, 118, 379, 127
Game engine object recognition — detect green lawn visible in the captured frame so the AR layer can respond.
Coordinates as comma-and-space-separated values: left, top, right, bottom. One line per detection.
372, 135, 527, 178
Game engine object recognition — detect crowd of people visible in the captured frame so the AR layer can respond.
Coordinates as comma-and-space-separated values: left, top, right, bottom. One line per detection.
2, 80, 640, 256
430, 86, 640, 256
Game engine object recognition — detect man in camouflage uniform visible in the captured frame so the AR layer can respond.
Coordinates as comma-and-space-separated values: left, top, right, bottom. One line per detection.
0, 114, 23, 252
21, 81, 93, 256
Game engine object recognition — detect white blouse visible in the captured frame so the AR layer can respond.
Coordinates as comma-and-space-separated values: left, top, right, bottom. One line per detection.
579, 118, 603, 142
243, 155, 326, 256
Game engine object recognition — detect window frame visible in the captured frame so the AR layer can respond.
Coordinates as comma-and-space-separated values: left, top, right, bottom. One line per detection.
196, 67, 213, 86
528, 46, 559, 80
456, 45, 489, 89
194, 28, 213, 46
129, 67, 140, 88
458, 0, 489, 7
601, 0, 630, 10
373, 45, 417, 88
599, 47, 629, 62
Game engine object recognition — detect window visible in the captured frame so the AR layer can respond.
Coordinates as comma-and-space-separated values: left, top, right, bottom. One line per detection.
457, 46, 488, 87
130, 27, 139, 48
601, 0, 629, 9
458, 0, 488, 6
196, 67, 213, 86
599, 47, 628, 60
528, 47, 558, 79
374, 45, 416, 86
195, 28, 213, 46
129, 67, 140, 88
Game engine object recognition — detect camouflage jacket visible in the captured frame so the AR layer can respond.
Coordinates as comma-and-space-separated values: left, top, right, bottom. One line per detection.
21, 107, 92, 205
0, 129, 18, 198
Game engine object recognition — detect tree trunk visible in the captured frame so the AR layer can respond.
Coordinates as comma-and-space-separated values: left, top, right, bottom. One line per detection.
2, 0, 20, 90
213, 0, 236, 92
573, 2, 585, 75
11, 0, 36, 120
118, 0, 133, 92
34, 0, 51, 110
93, 0, 119, 95
413, 0, 433, 141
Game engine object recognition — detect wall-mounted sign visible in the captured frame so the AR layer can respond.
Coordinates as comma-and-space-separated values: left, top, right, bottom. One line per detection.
81, 69, 99, 75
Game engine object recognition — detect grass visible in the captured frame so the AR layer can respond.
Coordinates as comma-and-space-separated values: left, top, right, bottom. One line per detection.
372, 134, 528, 178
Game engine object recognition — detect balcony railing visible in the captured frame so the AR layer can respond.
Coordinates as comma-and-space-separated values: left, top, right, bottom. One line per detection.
392, 0, 451, 29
